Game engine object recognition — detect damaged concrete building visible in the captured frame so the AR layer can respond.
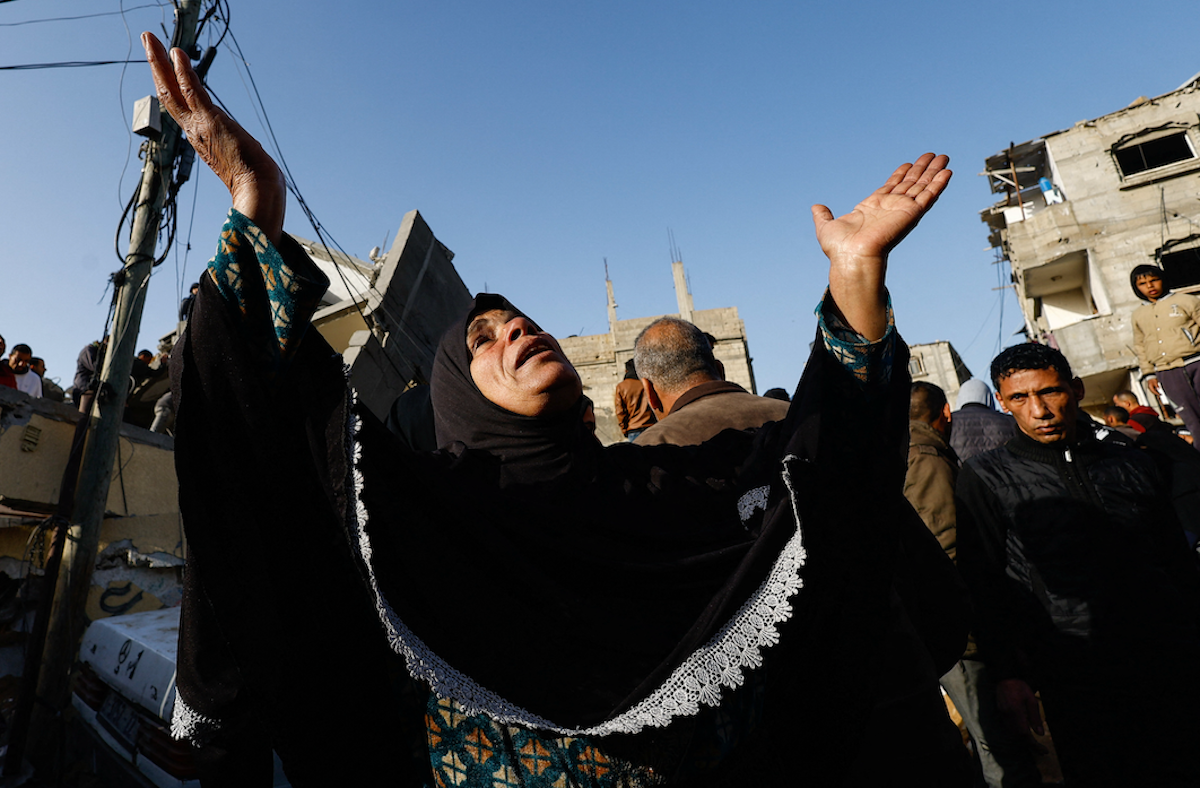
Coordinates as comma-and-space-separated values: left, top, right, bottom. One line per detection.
981, 73, 1200, 414
908, 341, 972, 407
294, 209, 472, 421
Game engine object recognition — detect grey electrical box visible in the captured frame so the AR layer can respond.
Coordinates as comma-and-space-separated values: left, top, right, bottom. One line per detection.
133, 95, 162, 138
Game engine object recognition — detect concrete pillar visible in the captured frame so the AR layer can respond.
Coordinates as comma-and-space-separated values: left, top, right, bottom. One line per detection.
672, 261, 694, 324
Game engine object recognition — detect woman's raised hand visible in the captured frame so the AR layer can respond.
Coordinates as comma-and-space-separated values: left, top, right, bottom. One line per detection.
812, 153, 952, 341
143, 32, 286, 244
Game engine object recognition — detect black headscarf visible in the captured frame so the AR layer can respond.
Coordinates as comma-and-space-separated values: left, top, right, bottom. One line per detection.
429, 293, 591, 487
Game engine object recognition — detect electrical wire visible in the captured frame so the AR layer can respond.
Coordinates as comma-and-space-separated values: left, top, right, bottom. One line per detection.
116, 0, 151, 218
0, 3, 168, 27
176, 156, 203, 310
0, 60, 144, 70
961, 287, 1004, 355
194, 0, 228, 51
215, 18, 431, 381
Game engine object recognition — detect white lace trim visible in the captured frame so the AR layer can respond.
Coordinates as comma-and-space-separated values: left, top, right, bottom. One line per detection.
346, 389, 807, 735
170, 691, 222, 745
737, 485, 771, 524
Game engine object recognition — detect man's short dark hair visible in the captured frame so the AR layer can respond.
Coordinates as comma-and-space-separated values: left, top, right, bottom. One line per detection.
633, 317, 720, 393
623, 358, 638, 380
909, 381, 947, 423
990, 343, 1074, 390
11, 343, 31, 356
1105, 406, 1130, 424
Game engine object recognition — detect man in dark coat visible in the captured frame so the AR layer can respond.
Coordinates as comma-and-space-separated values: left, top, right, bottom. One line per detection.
956, 343, 1200, 787
949, 378, 1017, 463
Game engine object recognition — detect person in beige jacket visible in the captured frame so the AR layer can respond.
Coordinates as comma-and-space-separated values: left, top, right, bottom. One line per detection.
1131, 264, 1200, 449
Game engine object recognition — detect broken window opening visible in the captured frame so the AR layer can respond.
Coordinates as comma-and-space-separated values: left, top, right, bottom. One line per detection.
1021, 250, 1105, 331
1158, 235, 1200, 291
1113, 131, 1195, 177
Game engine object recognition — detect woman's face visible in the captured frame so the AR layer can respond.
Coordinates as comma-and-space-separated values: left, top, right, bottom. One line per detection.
466, 308, 582, 417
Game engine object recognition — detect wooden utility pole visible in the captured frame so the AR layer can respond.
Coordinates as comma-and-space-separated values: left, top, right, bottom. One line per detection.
21, 0, 203, 760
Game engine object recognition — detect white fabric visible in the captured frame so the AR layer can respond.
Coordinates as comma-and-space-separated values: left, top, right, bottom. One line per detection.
13, 371, 42, 398
171, 689, 223, 746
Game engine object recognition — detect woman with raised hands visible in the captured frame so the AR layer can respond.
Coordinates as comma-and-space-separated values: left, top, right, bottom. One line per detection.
144, 32, 969, 788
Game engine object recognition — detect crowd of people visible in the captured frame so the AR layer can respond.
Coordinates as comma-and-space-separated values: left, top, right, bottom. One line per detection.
0, 329, 182, 434
615, 272, 1200, 788
0, 335, 52, 401
0, 273, 200, 435
39, 30, 1187, 787
906, 347, 1200, 786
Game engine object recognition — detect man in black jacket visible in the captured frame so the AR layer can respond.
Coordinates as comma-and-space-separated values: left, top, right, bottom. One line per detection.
956, 343, 1200, 787
949, 378, 1017, 463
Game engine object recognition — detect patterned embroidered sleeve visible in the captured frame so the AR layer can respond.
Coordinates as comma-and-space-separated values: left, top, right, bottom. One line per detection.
205, 209, 330, 375
815, 288, 895, 386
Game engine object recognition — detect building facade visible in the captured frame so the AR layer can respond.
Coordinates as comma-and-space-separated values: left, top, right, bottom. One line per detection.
981, 74, 1200, 414
908, 341, 972, 408
559, 261, 760, 445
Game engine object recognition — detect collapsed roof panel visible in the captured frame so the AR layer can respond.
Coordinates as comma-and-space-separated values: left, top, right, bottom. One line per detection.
983, 139, 1048, 195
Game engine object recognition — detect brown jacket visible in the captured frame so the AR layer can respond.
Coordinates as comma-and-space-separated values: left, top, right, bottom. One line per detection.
906, 420, 977, 659
633, 381, 789, 447
904, 420, 959, 561
613, 378, 656, 435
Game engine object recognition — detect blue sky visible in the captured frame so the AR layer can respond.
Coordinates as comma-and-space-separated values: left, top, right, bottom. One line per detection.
4, 0, 1199, 398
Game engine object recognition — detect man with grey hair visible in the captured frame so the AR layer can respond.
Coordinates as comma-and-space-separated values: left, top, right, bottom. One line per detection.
632, 316, 788, 446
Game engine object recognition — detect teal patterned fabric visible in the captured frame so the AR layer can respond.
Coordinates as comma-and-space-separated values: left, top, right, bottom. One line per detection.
815, 288, 896, 386
206, 209, 327, 375
422, 674, 765, 788
425, 695, 664, 788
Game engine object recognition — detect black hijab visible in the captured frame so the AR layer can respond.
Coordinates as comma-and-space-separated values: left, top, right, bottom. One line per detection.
429, 294, 591, 487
